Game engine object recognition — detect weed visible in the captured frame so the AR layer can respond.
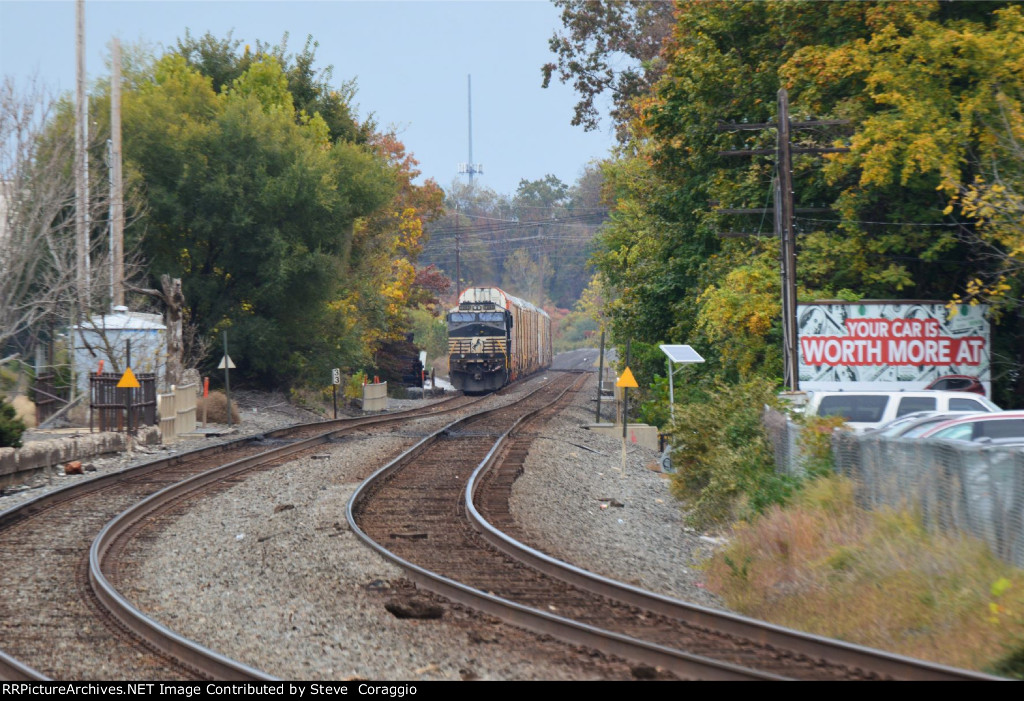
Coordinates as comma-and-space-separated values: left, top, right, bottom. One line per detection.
197, 391, 241, 424
705, 474, 1024, 674
0, 396, 27, 448
723, 554, 751, 582
344, 371, 368, 401
797, 414, 846, 478
667, 377, 789, 527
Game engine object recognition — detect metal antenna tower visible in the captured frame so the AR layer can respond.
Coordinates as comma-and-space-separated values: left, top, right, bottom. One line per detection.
457, 74, 483, 185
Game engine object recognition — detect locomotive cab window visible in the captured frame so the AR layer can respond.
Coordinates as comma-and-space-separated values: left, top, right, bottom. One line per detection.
447, 311, 507, 337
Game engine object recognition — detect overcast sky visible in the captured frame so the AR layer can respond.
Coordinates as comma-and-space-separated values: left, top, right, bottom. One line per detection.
0, 0, 617, 195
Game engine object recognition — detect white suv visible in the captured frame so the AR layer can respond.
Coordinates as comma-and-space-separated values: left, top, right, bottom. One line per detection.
802, 390, 1001, 433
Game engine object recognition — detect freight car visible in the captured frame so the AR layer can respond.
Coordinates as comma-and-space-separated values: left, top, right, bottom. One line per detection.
447, 287, 552, 393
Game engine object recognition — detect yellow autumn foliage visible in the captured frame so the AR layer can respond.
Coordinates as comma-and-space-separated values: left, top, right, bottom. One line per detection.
697, 252, 781, 377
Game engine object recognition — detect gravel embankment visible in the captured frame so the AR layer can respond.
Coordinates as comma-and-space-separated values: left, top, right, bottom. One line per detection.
123, 381, 650, 681
0, 391, 326, 513
509, 373, 727, 610
118, 371, 727, 680
5, 367, 729, 680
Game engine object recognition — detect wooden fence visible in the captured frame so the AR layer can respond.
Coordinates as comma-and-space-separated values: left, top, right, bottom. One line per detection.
32, 374, 70, 425
157, 384, 198, 443
89, 372, 157, 432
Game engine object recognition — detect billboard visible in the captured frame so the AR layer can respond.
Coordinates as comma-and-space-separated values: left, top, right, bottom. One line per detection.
798, 301, 990, 395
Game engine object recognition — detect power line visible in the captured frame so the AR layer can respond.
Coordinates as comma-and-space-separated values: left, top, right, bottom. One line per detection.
716, 90, 852, 392
426, 212, 603, 236
795, 216, 968, 228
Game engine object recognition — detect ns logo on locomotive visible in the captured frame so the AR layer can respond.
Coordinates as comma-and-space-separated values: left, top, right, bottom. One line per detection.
446, 287, 552, 393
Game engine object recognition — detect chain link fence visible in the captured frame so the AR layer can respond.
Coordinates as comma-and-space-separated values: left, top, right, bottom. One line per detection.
765, 408, 1024, 568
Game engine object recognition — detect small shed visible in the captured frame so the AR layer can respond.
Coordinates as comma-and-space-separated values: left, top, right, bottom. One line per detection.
73, 306, 167, 394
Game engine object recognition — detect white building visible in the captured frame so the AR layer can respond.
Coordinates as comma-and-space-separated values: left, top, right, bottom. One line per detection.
73, 306, 167, 394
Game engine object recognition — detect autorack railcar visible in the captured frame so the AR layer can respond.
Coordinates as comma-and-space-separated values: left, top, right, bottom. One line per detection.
447, 287, 552, 393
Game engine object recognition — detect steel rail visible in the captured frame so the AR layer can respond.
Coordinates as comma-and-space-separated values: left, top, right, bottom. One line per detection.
0, 650, 48, 682
87, 392, 498, 680
468, 371, 1010, 681
0, 392, 473, 534
347, 373, 781, 680
0, 392, 479, 681
89, 432, 341, 679
465, 430, 1005, 681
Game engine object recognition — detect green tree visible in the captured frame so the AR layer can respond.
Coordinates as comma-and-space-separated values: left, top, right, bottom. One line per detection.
175, 30, 365, 143
123, 53, 396, 386
0, 397, 26, 448
587, 1, 1024, 404
542, 0, 675, 136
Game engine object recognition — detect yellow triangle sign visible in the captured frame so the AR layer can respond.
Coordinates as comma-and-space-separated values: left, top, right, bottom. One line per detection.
117, 367, 141, 389
616, 367, 638, 388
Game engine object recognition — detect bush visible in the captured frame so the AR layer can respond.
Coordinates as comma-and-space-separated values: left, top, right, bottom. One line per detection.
197, 391, 241, 425
706, 475, 1024, 675
344, 371, 367, 401
0, 396, 27, 448
798, 414, 847, 478
667, 377, 790, 526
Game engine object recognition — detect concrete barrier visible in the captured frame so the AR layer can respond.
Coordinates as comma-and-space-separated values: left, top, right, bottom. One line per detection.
362, 382, 388, 412
584, 423, 660, 451
0, 427, 160, 490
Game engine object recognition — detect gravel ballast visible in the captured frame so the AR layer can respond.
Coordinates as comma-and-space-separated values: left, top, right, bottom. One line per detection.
0, 391, 326, 513
14, 365, 729, 680
121, 405, 647, 680
509, 373, 727, 610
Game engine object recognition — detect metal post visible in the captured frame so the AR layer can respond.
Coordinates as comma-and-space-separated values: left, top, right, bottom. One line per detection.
596, 328, 605, 423
777, 88, 799, 392
668, 357, 675, 422
623, 339, 631, 441
467, 75, 474, 188
621, 339, 631, 477
333, 384, 337, 419
223, 331, 232, 427
125, 339, 132, 434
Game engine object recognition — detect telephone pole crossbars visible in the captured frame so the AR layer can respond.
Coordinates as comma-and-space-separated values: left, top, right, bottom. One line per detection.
716, 88, 850, 392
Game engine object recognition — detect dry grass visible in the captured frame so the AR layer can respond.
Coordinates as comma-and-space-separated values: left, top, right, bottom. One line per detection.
11, 395, 36, 428
197, 391, 241, 425
429, 356, 448, 378
705, 475, 1024, 676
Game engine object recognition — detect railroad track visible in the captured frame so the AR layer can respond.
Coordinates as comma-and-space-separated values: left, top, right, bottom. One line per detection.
0, 391, 487, 681
349, 371, 1004, 681
2, 365, 1004, 680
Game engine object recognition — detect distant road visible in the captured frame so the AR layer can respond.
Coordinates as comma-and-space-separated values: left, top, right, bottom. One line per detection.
552, 348, 599, 371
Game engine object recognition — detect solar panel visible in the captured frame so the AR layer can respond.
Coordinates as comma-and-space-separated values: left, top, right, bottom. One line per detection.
659, 344, 705, 363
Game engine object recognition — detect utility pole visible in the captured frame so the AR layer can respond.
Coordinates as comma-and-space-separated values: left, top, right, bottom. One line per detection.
716, 89, 850, 392
74, 0, 90, 316
109, 38, 124, 308
454, 201, 461, 296
454, 74, 480, 298
596, 327, 605, 423
776, 89, 798, 393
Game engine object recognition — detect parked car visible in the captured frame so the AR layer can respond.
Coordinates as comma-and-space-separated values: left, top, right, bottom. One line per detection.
924, 374, 985, 395
867, 411, 988, 438
918, 411, 1024, 442
803, 390, 1001, 433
